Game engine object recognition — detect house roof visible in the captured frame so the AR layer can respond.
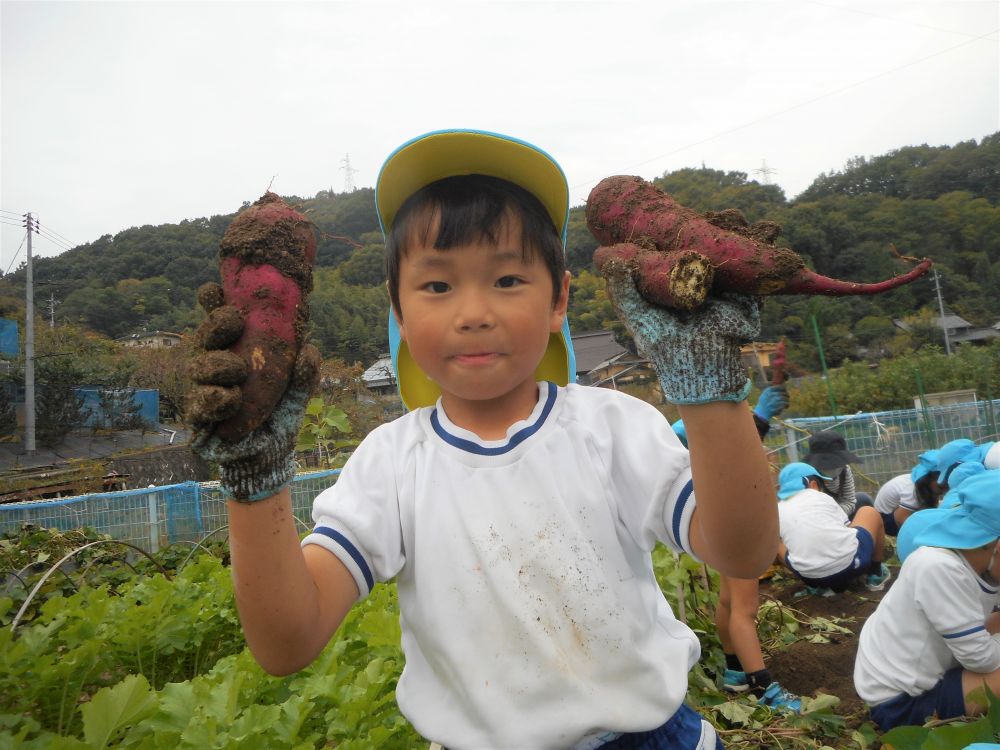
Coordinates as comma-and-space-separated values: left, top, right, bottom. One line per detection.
895, 314, 972, 332
362, 355, 396, 387
571, 330, 630, 374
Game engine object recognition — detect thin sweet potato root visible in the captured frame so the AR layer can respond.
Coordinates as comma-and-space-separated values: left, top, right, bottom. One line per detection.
587, 175, 932, 311
190, 192, 316, 442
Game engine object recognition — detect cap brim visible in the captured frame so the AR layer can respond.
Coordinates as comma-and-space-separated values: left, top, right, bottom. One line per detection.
897, 507, 954, 562
389, 312, 576, 411
376, 129, 569, 239
914, 508, 998, 550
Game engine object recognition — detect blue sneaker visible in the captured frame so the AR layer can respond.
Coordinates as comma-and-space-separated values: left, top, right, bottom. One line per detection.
758, 681, 802, 712
722, 668, 749, 693
865, 563, 891, 592
805, 585, 835, 598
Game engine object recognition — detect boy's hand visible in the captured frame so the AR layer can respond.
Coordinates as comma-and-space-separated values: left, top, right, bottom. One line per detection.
602, 264, 760, 404
187, 282, 320, 502
753, 385, 790, 421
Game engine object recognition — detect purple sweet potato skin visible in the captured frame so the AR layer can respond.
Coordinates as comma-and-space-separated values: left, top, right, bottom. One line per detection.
587, 175, 932, 307
192, 193, 317, 442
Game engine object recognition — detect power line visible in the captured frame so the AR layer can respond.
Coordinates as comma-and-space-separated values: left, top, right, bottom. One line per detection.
5, 235, 27, 275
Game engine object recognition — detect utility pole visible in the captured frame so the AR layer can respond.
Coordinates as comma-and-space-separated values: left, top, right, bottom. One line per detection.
22, 213, 36, 454
933, 269, 952, 355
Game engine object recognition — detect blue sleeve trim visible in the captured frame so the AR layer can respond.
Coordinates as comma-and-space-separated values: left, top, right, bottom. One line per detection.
312, 526, 375, 593
672, 479, 694, 554
943, 625, 986, 639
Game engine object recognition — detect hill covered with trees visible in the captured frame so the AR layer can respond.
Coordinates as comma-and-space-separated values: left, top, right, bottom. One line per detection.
1, 133, 997, 374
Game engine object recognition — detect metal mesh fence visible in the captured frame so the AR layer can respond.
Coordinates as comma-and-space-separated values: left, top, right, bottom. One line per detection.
3, 398, 997, 548
0, 469, 340, 552
765, 398, 999, 494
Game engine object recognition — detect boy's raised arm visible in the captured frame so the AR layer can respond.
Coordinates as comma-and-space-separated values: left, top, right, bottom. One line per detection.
187, 282, 358, 675
602, 265, 778, 577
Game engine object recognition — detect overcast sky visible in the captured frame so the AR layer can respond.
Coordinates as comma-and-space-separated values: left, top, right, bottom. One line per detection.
1, 0, 997, 264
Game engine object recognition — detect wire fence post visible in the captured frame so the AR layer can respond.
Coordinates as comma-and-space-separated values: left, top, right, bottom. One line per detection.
810, 314, 838, 418
146, 492, 160, 553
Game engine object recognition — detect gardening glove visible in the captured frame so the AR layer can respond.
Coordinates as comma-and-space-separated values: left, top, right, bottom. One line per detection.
602, 263, 760, 404
753, 385, 790, 421
187, 282, 320, 502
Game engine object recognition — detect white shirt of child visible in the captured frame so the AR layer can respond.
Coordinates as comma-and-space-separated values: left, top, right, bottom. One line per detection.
854, 545, 1000, 705
874, 473, 921, 515
778, 488, 858, 579
303, 382, 699, 750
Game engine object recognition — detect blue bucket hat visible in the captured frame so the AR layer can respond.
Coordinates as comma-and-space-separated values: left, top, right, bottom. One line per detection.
910, 449, 940, 483
946, 460, 986, 492
777, 462, 832, 500
376, 129, 576, 410
897, 506, 956, 563
936, 438, 977, 486
914, 471, 1000, 550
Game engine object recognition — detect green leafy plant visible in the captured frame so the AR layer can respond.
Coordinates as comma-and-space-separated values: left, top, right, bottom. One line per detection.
295, 397, 358, 468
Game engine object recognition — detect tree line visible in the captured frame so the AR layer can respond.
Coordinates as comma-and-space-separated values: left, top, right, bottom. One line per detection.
0, 132, 997, 426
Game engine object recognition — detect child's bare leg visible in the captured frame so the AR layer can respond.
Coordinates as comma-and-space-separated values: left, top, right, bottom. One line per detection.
850, 506, 886, 562
725, 576, 765, 674
961, 667, 1000, 715
715, 575, 733, 651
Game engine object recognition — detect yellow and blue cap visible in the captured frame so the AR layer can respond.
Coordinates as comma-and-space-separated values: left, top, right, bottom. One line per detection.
777, 462, 832, 500
376, 129, 576, 410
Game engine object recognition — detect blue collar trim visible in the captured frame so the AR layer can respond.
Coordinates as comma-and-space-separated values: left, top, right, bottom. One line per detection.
431, 382, 557, 456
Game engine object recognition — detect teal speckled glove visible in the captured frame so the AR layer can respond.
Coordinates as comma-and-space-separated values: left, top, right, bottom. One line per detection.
187, 282, 320, 502
603, 264, 760, 405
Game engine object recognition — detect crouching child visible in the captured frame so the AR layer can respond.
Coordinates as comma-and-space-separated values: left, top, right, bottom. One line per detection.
854, 471, 1000, 730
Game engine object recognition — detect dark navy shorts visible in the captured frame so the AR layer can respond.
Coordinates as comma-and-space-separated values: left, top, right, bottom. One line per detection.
869, 667, 965, 731
789, 527, 875, 592
600, 704, 723, 749
881, 511, 901, 537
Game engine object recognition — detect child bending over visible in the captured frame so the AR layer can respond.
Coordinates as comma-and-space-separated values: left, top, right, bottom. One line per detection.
187, 129, 776, 749
775, 462, 889, 595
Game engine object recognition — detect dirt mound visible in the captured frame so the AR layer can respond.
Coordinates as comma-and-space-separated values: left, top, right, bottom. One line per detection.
763, 572, 891, 721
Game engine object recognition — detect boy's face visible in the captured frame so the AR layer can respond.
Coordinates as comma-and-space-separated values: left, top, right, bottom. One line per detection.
392, 211, 569, 416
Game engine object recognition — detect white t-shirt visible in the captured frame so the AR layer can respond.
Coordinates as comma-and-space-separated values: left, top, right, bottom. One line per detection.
303, 382, 699, 750
854, 545, 1000, 705
874, 473, 923, 515
778, 488, 858, 578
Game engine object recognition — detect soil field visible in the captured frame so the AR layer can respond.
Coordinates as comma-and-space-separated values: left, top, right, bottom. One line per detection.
762, 566, 893, 725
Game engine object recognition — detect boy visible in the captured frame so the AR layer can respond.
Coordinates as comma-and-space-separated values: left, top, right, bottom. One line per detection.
188, 129, 776, 749
775, 462, 889, 594
854, 471, 1000, 731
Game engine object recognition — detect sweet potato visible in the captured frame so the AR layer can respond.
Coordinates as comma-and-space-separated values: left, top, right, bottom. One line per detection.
191, 192, 317, 442
587, 175, 932, 311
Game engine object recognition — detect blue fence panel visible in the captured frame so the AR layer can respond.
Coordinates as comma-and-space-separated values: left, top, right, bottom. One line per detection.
0, 318, 18, 356
0, 469, 340, 552
75, 387, 159, 428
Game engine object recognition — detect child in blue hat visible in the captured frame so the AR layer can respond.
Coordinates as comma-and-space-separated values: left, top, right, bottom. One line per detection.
775, 462, 889, 594
188, 129, 777, 749
896, 460, 988, 563
873, 449, 943, 536
854, 471, 1000, 731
